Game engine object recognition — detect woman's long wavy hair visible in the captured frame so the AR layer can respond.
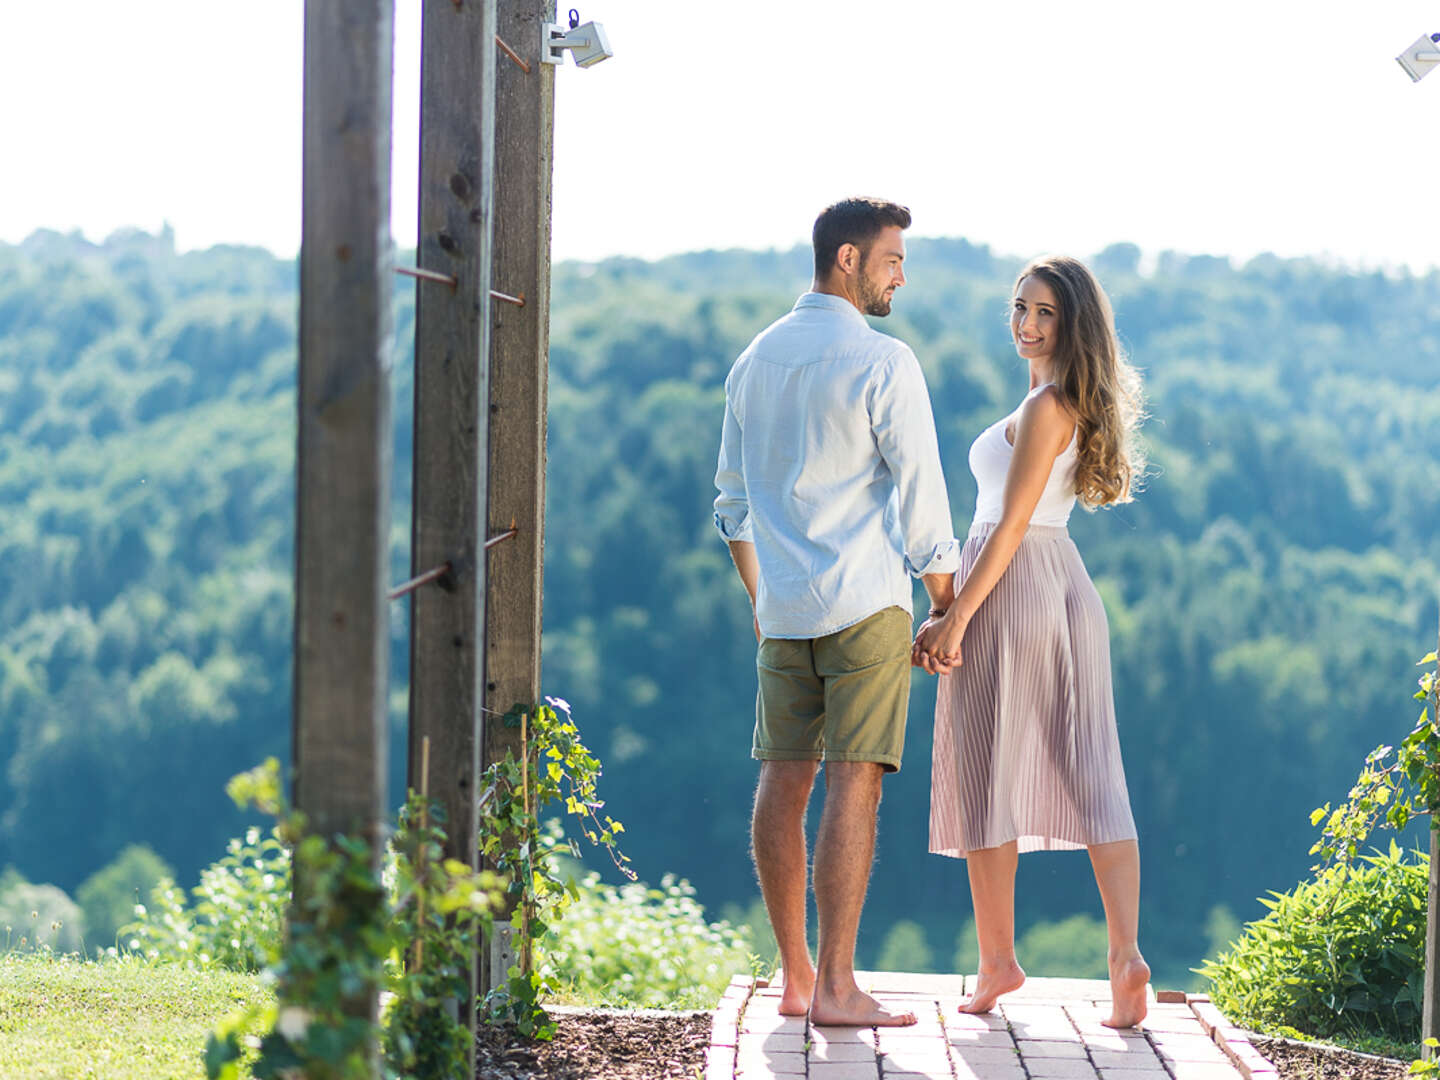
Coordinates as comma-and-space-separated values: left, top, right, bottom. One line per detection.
1014, 255, 1145, 507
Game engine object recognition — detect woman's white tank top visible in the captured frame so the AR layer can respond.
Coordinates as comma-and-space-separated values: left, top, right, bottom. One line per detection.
969, 384, 1078, 528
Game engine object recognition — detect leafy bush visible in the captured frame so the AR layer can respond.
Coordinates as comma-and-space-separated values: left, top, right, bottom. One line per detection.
1198, 840, 1426, 1042
124, 825, 288, 972
76, 843, 173, 947
877, 919, 935, 973
539, 872, 754, 1009
0, 872, 84, 953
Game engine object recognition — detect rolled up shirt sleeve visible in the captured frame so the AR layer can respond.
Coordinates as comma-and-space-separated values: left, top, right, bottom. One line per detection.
713, 391, 753, 542
869, 346, 960, 577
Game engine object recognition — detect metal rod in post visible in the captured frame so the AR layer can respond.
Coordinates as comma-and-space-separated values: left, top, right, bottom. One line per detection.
489, 288, 525, 306
495, 33, 531, 73
395, 264, 460, 289
388, 562, 453, 601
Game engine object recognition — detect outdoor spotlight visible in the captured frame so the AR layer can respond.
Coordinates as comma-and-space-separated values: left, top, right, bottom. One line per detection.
1396, 32, 1440, 82
541, 12, 613, 68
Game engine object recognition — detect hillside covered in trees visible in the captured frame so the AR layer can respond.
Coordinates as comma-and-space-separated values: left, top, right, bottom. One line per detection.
0, 227, 1437, 985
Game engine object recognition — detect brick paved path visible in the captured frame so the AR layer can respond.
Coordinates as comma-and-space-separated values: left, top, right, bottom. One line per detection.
706, 973, 1276, 1080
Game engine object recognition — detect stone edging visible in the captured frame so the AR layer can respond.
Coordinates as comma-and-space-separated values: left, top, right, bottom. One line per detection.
1245, 1031, 1410, 1067
705, 974, 758, 1080
1186, 993, 1280, 1080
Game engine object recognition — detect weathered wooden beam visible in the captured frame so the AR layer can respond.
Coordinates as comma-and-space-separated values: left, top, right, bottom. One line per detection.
406, 0, 498, 1048
1425, 616, 1440, 1059
292, 0, 395, 1059
481, 0, 556, 992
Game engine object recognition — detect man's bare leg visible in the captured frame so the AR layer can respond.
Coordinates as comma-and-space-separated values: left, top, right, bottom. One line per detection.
1088, 839, 1149, 1028
808, 761, 916, 1027
960, 841, 1026, 1013
752, 759, 820, 1016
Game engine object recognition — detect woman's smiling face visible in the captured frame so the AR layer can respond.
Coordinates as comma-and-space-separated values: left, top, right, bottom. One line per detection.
1011, 274, 1060, 365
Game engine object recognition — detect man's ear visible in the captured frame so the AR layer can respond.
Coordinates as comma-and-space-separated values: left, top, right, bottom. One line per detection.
835, 242, 860, 276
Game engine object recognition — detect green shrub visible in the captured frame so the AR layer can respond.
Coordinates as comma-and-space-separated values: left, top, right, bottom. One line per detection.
1198, 840, 1426, 1042
0, 874, 85, 953
540, 872, 754, 1009
76, 844, 173, 947
1019, 913, 1109, 978
877, 919, 935, 973
124, 825, 289, 972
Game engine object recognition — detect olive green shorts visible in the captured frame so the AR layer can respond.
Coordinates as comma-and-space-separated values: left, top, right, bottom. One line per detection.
753, 606, 913, 773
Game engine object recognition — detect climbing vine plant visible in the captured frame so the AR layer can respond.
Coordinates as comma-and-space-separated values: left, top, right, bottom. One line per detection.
1311, 647, 1440, 869
479, 695, 633, 1038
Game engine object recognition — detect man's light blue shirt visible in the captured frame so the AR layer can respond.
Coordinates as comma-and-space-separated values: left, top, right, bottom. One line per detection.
713, 291, 960, 639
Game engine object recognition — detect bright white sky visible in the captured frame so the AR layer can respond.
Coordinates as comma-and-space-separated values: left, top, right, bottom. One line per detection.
2, 2, 1438, 270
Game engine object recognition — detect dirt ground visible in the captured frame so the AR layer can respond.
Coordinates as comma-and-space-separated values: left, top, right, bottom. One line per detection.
1253, 1035, 1411, 1080
475, 1011, 710, 1080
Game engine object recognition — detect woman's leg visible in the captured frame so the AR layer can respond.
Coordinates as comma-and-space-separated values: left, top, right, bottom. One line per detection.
1087, 838, 1149, 1027
960, 841, 1026, 1013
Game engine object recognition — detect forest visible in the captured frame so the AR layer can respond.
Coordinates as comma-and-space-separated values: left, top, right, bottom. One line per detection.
0, 226, 1437, 988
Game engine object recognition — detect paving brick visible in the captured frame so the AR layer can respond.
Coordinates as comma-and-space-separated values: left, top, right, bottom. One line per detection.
1096, 1070, 1170, 1080
1089, 1049, 1167, 1070
711, 1011, 742, 1047
816, 1026, 879, 1045
736, 1049, 807, 1076
952, 1061, 1025, 1080
1152, 1035, 1229, 1063
943, 1008, 1010, 1031
739, 1031, 807, 1055
880, 1042, 954, 1066
741, 1013, 809, 1036
946, 1028, 1018, 1048
809, 1061, 884, 1080
1165, 1063, 1243, 1080
1156, 990, 1189, 1004
883, 1069, 955, 1080
705, 1044, 736, 1080
811, 1040, 882, 1063
1024, 1057, 1100, 1079
951, 1044, 1024, 1066
1081, 1034, 1151, 1054
1017, 1038, 1090, 1058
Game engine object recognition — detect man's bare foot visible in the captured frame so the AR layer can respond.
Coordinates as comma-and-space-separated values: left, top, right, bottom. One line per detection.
777, 967, 815, 1017
810, 986, 917, 1027
1102, 955, 1150, 1028
959, 961, 1025, 1014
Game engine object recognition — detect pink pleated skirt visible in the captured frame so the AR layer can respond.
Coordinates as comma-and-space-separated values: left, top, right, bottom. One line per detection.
929, 522, 1137, 859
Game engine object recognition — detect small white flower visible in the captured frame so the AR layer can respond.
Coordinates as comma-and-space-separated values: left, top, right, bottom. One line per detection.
276, 1006, 313, 1042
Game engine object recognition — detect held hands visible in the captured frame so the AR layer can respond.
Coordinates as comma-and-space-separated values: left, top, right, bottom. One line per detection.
912, 611, 968, 676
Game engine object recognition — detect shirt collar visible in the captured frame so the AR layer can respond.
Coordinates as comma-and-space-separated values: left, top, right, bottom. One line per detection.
793, 291, 866, 325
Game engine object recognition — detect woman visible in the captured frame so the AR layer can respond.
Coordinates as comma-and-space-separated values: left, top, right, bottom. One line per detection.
914, 255, 1149, 1027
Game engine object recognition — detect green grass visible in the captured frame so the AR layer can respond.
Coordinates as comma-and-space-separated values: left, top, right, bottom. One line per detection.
0, 952, 272, 1080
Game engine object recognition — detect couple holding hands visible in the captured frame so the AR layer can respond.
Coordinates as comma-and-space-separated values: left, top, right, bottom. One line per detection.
712, 197, 1148, 1029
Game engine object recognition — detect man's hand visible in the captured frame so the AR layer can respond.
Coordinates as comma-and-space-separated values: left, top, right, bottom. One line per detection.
912, 612, 968, 676
754, 611, 762, 644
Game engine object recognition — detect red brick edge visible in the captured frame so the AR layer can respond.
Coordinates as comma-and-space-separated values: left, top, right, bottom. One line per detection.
1186, 994, 1279, 1080
707, 974, 760, 1080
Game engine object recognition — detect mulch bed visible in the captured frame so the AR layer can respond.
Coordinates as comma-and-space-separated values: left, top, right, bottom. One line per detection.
1251, 1035, 1410, 1080
475, 1011, 711, 1080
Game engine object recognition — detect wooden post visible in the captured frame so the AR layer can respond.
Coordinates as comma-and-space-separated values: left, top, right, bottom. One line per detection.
406, 0, 498, 1047
481, 0, 556, 992
1425, 616, 1440, 1058
292, 0, 394, 1061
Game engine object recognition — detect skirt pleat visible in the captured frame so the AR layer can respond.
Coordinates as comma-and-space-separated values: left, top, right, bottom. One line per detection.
929, 523, 1137, 858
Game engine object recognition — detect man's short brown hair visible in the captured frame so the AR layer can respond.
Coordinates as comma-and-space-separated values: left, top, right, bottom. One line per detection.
812, 197, 912, 278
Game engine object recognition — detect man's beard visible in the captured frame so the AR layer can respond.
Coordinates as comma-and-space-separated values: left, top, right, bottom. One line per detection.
856, 262, 892, 316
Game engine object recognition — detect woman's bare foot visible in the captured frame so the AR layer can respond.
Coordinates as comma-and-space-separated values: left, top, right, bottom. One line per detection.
1103, 955, 1150, 1028
777, 966, 816, 1017
810, 985, 917, 1027
959, 961, 1026, 1014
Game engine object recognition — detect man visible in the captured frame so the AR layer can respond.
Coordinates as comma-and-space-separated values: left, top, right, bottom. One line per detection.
713, 197, 959, 1026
